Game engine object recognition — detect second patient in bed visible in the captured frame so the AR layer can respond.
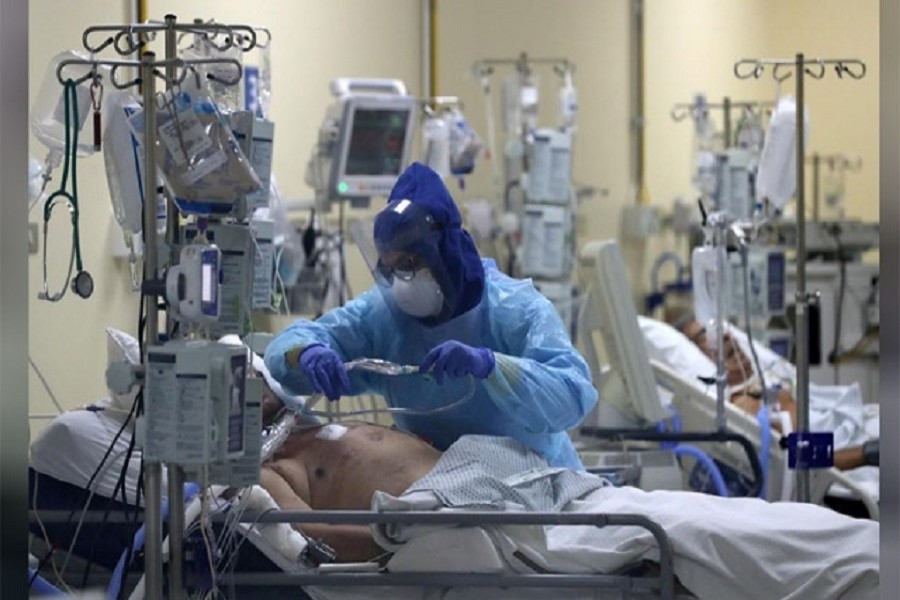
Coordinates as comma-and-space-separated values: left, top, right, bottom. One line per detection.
676, 317, 878, 471
260, 421, 441, 562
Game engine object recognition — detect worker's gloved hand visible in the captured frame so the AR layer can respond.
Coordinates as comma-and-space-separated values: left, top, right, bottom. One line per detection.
299, 344, 350, 401
420, 340, 495, 384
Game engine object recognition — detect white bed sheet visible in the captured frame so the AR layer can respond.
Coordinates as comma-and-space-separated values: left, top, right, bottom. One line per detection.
364, 486, 878, 600
638, 316, 874, 451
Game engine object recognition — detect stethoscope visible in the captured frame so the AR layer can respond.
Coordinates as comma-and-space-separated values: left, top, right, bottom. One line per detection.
39, 77, 95, 302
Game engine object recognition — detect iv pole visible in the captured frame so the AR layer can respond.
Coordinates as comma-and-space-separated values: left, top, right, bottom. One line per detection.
733, 53, 866, 503
74, 17, 256, 599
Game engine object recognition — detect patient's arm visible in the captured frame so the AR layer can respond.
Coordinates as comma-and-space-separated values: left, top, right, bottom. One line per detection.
729, 387, 797, 433
259, 467, 384, 562
730, 390, 875, 472
834, 446, 866, 471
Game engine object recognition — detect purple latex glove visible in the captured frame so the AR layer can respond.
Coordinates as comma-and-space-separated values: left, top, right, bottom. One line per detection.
419, 340, 495, 384
299, 344, 350, 400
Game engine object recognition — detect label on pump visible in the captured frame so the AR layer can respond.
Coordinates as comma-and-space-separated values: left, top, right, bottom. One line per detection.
786, 432, 834, 469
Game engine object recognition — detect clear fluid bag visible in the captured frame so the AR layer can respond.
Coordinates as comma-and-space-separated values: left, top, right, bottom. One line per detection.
31, 50, 105, 158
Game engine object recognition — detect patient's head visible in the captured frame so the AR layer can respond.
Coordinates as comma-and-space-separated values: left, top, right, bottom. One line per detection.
668, 313, 753, 387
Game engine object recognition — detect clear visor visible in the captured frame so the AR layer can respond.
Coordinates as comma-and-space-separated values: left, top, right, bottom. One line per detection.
350, 200, 455, 320
351, 200, 441, 284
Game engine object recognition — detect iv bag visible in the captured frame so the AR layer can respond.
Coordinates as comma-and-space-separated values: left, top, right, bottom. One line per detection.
104, 90, 145, 235
182, 37, 244, 113
31, 50, 103, 157
28, 157, 44, 210
558, 71, 578, 130
755, 95, 809, 210
422, 115, 451, 180
691, 94, 718, 195
447, 108, 482, 176
692, 244, 725, 345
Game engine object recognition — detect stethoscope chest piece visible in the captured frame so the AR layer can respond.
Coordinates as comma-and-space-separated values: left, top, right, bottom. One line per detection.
72, 270, 94, 299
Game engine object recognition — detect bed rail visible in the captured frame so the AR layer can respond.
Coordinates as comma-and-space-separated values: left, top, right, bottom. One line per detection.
216, 510, 677, 599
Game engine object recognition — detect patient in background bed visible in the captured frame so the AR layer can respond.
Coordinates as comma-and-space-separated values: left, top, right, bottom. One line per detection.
670, 314, 879, 470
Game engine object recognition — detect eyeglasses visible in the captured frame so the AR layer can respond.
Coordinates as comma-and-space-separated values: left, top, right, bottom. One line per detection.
376, 253, 428, 283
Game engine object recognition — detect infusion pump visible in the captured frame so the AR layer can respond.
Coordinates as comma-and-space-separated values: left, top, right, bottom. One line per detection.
141, 340, 262, 485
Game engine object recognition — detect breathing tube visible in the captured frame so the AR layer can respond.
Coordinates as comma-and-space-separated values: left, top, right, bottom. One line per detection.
301, 358, 476, 419
658, 405, 730, 498
261, 358, 475, 463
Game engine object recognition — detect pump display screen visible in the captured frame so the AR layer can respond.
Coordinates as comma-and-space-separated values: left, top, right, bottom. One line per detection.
344, 108, 411, 176
202, 263, 214, 302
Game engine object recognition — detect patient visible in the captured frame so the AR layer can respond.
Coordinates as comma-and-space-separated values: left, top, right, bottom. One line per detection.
670, 314, 878, 470
257, 417, 879, 600
260, 419, 441, 561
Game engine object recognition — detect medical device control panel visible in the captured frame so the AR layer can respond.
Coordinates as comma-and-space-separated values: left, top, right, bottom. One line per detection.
714, 148, 754, 220
164, 243, 222, 323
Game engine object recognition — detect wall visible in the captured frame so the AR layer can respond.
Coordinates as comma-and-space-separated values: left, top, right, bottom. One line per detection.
27, 0, 421, 438
28, 1, 134, 439
435, 1, 878, 300
27, 1, 879, 436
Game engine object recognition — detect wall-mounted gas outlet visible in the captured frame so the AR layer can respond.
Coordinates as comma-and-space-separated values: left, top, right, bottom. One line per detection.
28, 223, 39, 255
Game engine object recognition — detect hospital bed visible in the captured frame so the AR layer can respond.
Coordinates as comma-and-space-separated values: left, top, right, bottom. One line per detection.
31, 401, 881, 600
30, 451, 880, 600
574, 239, 878, 518
650, 359, 880, 519
28, 415, 684, 600
30, 331, 875, 599
30, 480, 683, 599
635, 313, 880, 516
28, 327, 685, 599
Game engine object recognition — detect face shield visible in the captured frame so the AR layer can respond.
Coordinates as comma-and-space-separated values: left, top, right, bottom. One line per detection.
352, 199, 457, 321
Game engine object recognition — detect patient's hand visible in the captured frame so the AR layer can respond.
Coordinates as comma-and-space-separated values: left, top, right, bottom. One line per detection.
729, 387, 797, 433
730, 392, 762, 416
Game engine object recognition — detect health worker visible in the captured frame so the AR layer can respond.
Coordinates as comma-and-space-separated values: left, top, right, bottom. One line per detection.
264, 162, 597, 469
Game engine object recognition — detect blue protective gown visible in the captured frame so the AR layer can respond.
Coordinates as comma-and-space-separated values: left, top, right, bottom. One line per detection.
264, 259, 598, 469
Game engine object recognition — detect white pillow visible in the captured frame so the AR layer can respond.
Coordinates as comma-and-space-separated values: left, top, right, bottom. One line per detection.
106, 327, 140, 413
637, 316, 717, 390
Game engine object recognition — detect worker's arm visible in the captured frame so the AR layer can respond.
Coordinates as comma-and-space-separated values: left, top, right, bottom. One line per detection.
259, 468, 385, 562
263, 290, 381, 397
481, 279, 598, 434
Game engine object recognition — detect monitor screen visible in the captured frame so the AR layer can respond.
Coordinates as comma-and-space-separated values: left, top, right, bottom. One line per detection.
331, 95, 417, 199
578, 240, 667, 425
345, 108, 410, 176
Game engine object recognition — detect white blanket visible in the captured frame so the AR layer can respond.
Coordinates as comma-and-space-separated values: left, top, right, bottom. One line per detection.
369, 485, 878, 600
